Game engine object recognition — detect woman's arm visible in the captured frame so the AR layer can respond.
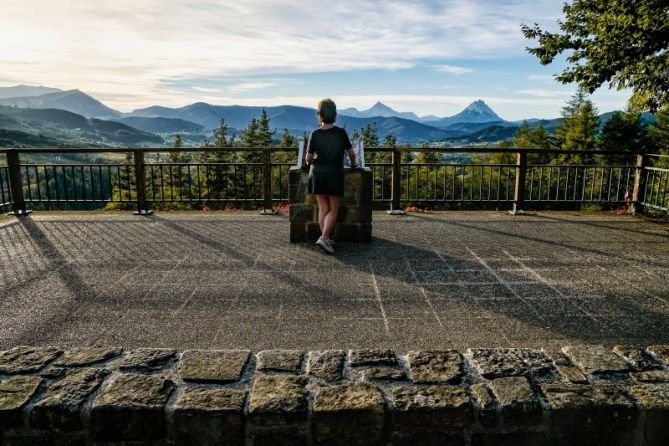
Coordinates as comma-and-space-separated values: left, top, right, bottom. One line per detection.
305, 152, 315, 165
347, 148, 357, 168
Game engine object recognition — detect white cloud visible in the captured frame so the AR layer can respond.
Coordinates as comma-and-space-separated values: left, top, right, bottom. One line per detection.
514, 89, 568, 98
0, 0, 564, 110
526, 74, 556, 82
433, 65, 476, 75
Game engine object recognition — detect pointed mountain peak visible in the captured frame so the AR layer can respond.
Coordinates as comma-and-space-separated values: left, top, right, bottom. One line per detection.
368, 101, 396, 112
464, 100, 495, 113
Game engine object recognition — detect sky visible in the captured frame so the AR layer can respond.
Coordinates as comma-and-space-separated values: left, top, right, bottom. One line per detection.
0, 0, 632, 120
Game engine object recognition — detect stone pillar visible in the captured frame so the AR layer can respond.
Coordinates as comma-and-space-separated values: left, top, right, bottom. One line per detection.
289, 167, 372, 243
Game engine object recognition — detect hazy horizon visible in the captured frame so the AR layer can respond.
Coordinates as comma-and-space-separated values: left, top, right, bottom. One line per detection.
1, 0, 632, 120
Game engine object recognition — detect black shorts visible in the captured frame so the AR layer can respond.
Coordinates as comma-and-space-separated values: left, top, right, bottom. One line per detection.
308, 167, 344, 196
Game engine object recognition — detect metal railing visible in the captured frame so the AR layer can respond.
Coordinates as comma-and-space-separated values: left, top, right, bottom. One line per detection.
642, 154, 669, 211
0, 166, 11, 210
0, 147, 667, 215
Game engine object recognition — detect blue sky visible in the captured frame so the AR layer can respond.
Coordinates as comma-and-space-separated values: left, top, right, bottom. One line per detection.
0, 0, 631, 120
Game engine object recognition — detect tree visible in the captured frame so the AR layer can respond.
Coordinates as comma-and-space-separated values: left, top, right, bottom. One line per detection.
383, 133, 397, 148
240, 118, 259, 148
599, 110, 648, 163
361, 124, 379, 148
166, 134, 190, 163
522, 0, 669, 112
278, 129, 297, 148
649, 108, 669, 156
256, 109, 275, 148
555, 90, 600, 161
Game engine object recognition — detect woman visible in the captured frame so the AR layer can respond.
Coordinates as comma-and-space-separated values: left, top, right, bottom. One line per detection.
305, 98, 357, 254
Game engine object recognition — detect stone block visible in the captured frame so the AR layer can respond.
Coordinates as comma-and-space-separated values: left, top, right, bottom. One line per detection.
118, 348, 176, 372
289, 223, 307, 243
407, 350, 463, 384
30, 369, 108, 432
349, 349, 397, 366
628, 383, 669, 446
178, 350, 250, 383
306, 221, 322, 241
391, 432, 465, 446
362, 367, 407, 381
345, 205, 373, 223
389, 385, 472, 432
489, 376, 542, 426
555, 364, 588, 384
613, 345, 663, 371
0, 346, 62, 374
0, 376, 42, 428
540, 383, 638, 446
468, 348, 558, 382
646, 345, 669, 365
91, 373, 173, 441
336, 205, 373, 223
308, 350, 345, 381
174, 387, 246, 446
312, 382, 386, 446
257, 350, 304, 374
471, 433, 545, 446
289, 204, 314, 223
631, 370, 669, 383
252, 432, 307, 446
54, 347, 122, 367
562, 345, 631, 375
248, 375, 309, 426
470, 383, 497, 428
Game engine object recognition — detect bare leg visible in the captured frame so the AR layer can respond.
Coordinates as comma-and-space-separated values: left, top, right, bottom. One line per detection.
322, 195, 341, 240
315, 194, 330, 234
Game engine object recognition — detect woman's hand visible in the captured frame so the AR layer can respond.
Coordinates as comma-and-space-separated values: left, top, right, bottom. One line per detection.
305, 153, 315, 165
347, 148, 357, 168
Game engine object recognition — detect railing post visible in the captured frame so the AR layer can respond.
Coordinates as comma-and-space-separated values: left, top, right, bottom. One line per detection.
260, 147, 276, 215
510, 150, 527, 215
387, 148, 405, 215
630, 153, 648, 214
6, 150, 31, 216
133, 149, 153, 215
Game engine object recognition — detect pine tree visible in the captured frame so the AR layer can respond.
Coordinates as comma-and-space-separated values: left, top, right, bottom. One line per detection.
240, 118, 259, 148
278, 129, 297, 148
649, 108, 669, 157
383, 134, 397, 148
599, 111, 648, 163
256, 109, 275, 148
555, 90, 600, 163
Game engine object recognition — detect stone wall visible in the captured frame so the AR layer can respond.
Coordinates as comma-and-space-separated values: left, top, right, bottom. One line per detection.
1, 345, 668, 445
289, 167, 372, 242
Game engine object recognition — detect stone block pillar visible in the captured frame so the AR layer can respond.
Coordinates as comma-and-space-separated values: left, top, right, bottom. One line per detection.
289, 167, 372, 243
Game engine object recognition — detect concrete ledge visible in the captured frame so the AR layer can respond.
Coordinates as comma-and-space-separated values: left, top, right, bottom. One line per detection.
1, 345, 668, 445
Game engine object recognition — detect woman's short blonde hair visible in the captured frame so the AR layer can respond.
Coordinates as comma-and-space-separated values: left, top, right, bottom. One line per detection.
317, 98, 337, 124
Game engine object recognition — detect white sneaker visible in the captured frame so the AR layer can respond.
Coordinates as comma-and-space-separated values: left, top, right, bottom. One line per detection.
316, 237, 335, 254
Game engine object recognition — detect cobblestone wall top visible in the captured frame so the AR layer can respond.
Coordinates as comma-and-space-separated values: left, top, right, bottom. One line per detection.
1, 344, 668, 445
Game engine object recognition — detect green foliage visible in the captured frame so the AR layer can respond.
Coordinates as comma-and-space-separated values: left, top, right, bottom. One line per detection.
522, 0, 669, 112
554, 90, 600, 163
166, 134, 191, 163
599, 110, 648, 163
278, 129, 297, 148
361, 124, 379, 148
649, 108, 669, 155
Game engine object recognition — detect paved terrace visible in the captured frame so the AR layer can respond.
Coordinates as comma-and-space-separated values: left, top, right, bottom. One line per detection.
0, 211, 668, 351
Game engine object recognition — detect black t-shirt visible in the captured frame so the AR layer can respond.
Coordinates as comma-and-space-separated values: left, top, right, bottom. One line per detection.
307, 126, 352, 170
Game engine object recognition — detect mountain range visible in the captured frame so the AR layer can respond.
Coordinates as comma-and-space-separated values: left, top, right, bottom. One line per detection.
0, 85, 654, 148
